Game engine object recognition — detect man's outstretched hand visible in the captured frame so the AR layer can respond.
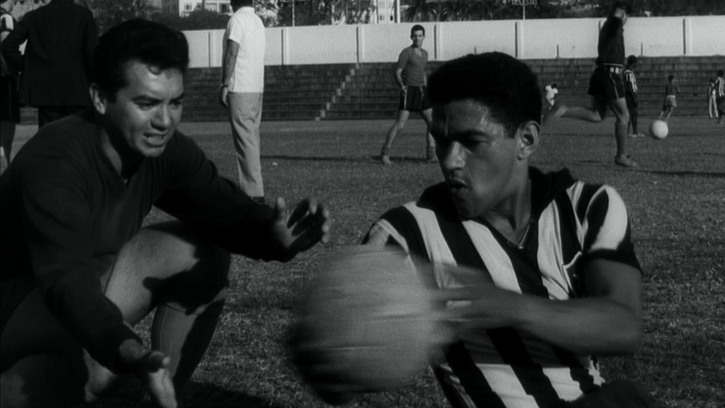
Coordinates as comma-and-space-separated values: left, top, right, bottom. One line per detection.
269, 197, 331, 261
119, 339, 177, 408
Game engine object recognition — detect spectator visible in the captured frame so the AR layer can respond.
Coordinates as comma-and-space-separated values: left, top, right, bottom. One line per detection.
219, 0, 266, 202
1, 0, 97, 128
0, 0, 18, 171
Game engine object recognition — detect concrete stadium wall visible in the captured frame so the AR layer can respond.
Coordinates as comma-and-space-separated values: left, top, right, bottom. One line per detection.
185, 15, 725, 68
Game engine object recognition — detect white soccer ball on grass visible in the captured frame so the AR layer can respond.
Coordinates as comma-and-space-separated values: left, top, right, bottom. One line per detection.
649, 119, 669, 140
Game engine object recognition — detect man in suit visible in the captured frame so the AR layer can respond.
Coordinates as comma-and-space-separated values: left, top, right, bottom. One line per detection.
1, 0, 97, 127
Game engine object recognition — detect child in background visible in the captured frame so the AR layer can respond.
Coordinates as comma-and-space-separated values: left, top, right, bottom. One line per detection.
659, 74, 681, 121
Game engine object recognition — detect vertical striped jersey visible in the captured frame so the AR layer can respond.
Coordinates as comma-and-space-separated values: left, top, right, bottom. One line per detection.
623, 69, 637, 95
362, 168, 642, 408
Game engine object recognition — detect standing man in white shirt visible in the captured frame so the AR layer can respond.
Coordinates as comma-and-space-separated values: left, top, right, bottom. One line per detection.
220, 0, 266, 203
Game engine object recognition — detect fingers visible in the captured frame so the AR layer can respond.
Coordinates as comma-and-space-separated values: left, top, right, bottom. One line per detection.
282, 197, 331, 245
143, 351, 171, 371
287, 197, 314, 227
273, 197, 288, 224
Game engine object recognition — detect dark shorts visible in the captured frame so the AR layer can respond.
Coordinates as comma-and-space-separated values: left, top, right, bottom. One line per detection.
662, 95, 676, 109
716, 96, 724, 110
398, 86, 431, 112
588, 66, 625, 101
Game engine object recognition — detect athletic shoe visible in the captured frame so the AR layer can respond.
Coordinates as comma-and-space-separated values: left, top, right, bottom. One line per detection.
381, 155, 391, 165
614, 154, 638, 168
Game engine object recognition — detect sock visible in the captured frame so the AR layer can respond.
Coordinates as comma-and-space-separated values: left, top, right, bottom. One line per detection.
150, 297, 225, 392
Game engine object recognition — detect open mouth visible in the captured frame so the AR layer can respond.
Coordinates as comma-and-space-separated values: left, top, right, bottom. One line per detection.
144, 133, 168, 147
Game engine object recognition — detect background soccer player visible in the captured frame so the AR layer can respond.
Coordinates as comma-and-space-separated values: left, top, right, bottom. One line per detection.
380, 24, 436, 165
544, 1, 637, 168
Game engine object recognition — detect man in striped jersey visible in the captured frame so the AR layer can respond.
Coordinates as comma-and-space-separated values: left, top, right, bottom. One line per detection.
623, 55, 644, 138
362, 53, 652, 407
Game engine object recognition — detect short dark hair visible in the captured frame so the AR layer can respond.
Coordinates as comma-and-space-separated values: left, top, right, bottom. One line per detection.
231, 0, 253, 7
626, 55, 637, 67
411, 24, 425, 36
718, 70, 724, 77
92, 19, 189, 99
428, 52, 542, 137
612, 1, 632, 15
668, 74, 674, 81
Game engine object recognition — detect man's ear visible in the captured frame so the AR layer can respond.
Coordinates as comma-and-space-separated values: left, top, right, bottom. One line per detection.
516, 121, 540, 160
89, 83, 108, 115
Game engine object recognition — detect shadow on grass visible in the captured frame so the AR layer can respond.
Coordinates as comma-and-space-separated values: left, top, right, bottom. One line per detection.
183, 381, 286, 408
89, 380, 284, 408
263, 154, 368, 162
644, 170, 725, 178
262, 154, 438, 165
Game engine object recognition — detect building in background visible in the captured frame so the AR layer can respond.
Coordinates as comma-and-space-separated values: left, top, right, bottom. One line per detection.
159, 0, 232, 16
10, 0, 45, 20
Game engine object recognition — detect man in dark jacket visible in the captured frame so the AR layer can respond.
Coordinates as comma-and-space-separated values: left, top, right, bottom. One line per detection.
0, 19, 330, 408
1, 0, 97, 127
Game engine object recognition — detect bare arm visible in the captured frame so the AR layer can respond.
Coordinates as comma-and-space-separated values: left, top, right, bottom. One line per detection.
395, 67, 405, 90
218, 39, 239, 107
445, 258, 643, 355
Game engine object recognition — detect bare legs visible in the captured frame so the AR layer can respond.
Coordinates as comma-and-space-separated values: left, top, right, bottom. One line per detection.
549, 96, 636, 167
1, 222, 230, 407
381, 108, 435, 165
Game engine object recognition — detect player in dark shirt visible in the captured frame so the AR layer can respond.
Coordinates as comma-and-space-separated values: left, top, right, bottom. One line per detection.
0, 19, 330, 408
380, 24, 437, 165
544, 1, 637, 168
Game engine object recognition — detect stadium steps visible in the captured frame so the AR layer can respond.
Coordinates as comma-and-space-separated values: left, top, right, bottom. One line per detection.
18, 56, 724, 123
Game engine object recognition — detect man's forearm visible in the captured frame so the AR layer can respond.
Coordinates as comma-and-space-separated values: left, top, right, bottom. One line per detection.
221, 40, 239, 86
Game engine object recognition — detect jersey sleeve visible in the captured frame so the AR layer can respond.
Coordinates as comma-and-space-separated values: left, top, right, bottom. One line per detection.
396, 48, 410, 71
0, 13, 14, 33
153, 134, 285, 261
579, 185, 641, 272
0, 18, 27, 72
226, 14, 245, 45
16, 171, 140, 374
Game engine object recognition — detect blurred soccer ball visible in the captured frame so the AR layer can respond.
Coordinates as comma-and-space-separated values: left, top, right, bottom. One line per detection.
290, 246, 440, 404
649, 120, 669, 140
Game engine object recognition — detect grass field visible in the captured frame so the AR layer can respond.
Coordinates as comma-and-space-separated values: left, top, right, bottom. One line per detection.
15, 115, 724, 407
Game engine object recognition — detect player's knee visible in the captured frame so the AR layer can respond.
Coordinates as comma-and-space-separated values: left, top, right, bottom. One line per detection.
617, 111, 630, 124
199, 244, 231, 293
171, 243, 230, 307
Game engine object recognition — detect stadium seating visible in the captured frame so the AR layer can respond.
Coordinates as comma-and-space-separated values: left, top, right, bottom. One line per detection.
18, 56, 723, 123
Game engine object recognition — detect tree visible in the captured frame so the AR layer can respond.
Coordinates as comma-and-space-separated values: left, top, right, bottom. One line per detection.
83, 0, 156, 33
150, 9, 230, 31
403, 0, 440, 21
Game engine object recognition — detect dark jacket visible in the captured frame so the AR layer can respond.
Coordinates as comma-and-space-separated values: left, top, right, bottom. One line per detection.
1, 0, 97, 107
